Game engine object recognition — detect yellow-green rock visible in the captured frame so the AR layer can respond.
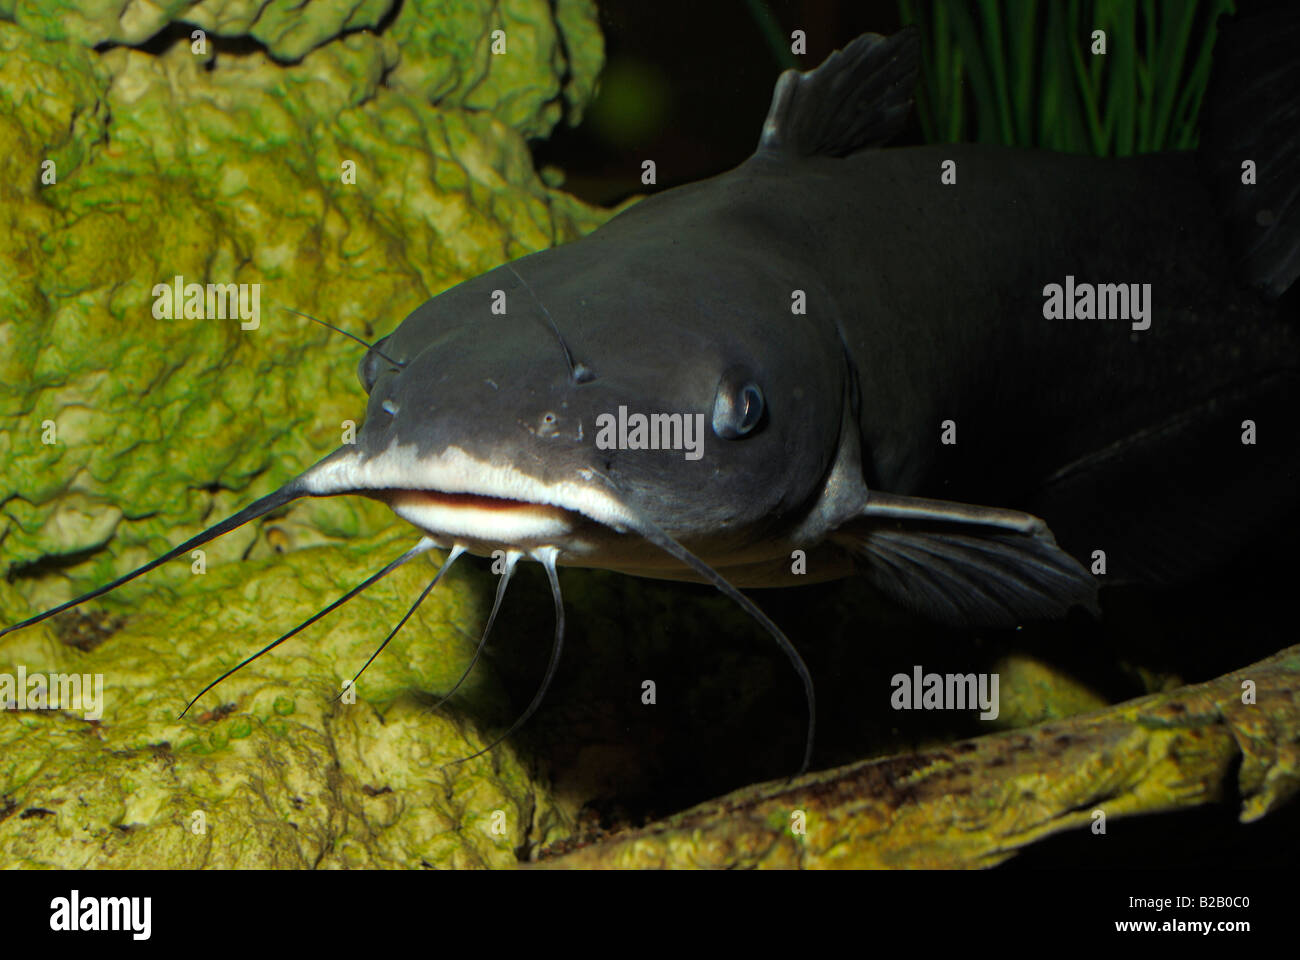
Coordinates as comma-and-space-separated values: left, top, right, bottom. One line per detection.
0, 0, 606, 868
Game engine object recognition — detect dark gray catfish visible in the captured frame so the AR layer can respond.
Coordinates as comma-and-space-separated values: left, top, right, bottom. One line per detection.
5, 14, 1297, 772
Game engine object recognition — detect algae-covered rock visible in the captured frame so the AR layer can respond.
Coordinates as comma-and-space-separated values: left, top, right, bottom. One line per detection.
0, 0, 605, 868
0, 531, 560, 868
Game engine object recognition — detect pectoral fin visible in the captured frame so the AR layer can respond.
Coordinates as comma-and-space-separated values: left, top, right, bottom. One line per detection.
834, 492, 1099, 627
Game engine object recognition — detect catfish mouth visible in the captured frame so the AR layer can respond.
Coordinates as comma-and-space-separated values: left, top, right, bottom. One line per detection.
303, 446, 795, 576
298, 443, 652, 559
375, 487, 585, 553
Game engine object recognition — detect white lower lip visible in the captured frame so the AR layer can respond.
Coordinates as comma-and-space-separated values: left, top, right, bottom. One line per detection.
384, 490, 576, 545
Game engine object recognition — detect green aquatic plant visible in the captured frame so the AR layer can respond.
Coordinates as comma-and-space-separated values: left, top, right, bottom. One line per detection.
898, 0, 1235, 154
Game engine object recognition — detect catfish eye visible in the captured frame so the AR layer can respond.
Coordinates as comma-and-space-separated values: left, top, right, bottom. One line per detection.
358, 336, 393, 393
712, 368, 765, 439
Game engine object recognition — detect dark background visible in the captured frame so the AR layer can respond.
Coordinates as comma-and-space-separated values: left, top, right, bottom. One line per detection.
534, 0, 915, 205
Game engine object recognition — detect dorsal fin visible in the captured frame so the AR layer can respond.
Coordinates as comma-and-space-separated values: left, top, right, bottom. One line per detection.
758, 27, 919, 159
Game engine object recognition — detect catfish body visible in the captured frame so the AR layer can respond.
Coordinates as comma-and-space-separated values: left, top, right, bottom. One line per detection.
316, 20, 1297, 623
5, 16, 1297, 767
741, 143, 1297, 586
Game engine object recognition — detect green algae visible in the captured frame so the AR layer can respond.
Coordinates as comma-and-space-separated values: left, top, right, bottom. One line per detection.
0, 0, 605, 868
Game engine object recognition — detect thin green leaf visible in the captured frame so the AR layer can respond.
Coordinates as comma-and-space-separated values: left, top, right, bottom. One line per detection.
1007, 0, 1038, 145
1150, 0, 1197, 149
1111, 0, 1137, 155
1069, 4, 1107, 153
977, 0, 1017, 144
947, 0, 999, 143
